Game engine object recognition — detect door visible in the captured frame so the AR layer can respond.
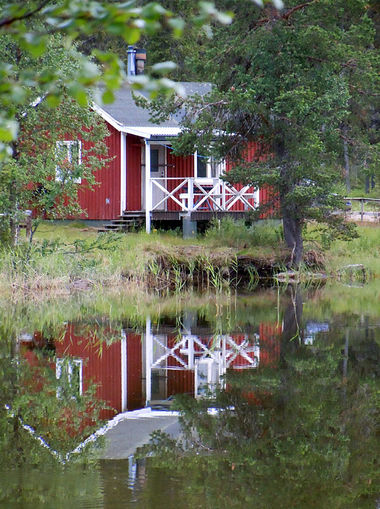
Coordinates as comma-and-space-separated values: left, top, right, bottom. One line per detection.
150, 146, 166, 210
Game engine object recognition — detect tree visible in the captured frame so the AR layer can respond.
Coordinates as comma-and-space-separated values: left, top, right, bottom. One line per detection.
0, 32, 111, 245
152, 0, 378, 266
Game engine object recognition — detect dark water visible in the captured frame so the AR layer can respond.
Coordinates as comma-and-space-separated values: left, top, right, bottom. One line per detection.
0, 284, 379, 508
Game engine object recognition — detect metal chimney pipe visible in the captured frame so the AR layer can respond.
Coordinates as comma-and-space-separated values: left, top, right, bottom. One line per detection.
127, 45, 136, 76
135, 48, 147, 75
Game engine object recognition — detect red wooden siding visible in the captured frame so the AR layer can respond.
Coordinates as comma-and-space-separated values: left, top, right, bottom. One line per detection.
259, 323, 281, 367
56, 324, 122, 420
166, 334, 195, 396
126, 135, 142, 211
225, 141, 262, 212
167, 150, 195, 211
127, 333, 143, 410
78, 124, 121, 220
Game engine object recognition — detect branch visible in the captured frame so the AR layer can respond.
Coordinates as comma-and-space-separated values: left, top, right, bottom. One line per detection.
282, 1, 317, 21
0, 0, 52, 29
256, 0, 317, 26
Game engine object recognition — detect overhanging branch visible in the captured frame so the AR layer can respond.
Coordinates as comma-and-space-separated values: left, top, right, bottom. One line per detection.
0, 0, 52, 29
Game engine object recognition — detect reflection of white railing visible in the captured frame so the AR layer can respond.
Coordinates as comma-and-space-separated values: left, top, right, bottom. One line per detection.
150, 334, 260, 372
150, 177, 257, 212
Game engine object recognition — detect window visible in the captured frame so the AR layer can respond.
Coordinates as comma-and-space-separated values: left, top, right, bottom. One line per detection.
56, 357, 83, 399
197, 155, 207, 178
195, 153, 225, 179
55, 140, 82, 183
150, 148, 159, 174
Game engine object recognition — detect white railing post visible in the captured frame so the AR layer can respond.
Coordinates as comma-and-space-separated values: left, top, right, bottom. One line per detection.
188, 177, 194, 211
145, 139, 152, 233
222, 181, 226, 210
254, 187, 260, 209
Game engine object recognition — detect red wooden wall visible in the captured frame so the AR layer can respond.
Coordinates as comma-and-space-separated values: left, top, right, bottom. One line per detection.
166, 151, 195, 211
258, 323, 281, 367
127, 333, 143, 410
78, 124, 121, 220
56, 324, 122, 420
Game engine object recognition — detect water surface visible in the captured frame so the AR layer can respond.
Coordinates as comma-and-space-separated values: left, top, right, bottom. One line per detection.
0, 283, 378, 508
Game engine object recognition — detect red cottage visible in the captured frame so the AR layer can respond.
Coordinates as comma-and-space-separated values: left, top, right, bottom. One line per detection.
69, 49, 273, 233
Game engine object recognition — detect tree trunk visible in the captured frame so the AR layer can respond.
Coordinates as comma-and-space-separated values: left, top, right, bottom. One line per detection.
343, 128, 351, 193
277, 143, 304, 268
281, 284, 303, 345
282, 212, 303, 268
9, 140, 20, 246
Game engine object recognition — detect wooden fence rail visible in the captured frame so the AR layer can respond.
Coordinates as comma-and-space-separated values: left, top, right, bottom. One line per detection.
344, 197, 380, 222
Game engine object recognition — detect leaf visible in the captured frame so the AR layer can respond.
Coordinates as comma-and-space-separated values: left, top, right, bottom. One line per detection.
271, 0, 284, 9
68, 84, 88, 107
20, 33, 47, 58
102, 89, 115, 104
0, 119, 18, 142
151, 61, 177, 74
168, 18, 185, 38
46, 94, 61, 108
122, 27, 141, 44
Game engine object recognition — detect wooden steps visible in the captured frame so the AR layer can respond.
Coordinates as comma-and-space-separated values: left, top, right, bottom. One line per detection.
98, 211, 145, 233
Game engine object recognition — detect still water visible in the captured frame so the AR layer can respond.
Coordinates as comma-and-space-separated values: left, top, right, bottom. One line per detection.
0, 284, 379, 508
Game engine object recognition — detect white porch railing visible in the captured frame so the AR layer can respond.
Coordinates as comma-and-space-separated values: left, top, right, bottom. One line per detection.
149, 177, 258, 213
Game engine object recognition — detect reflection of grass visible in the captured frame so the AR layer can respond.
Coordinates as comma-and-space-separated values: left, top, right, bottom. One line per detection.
303, 279, 380, 320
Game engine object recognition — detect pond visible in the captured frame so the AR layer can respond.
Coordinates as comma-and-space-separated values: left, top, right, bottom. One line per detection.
0, 282, 379, 508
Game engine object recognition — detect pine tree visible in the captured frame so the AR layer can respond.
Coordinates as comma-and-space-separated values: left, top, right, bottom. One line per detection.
161, 0, 379, 265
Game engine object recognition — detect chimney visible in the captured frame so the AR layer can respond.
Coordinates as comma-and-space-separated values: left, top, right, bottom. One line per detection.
135, 49, 146, 75
127, 46, 146, 76
127, 45, 136, 76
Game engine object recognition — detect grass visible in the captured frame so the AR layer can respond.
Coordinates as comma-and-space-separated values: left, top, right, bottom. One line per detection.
0, 219, 379, 299
325, 224, 380, 277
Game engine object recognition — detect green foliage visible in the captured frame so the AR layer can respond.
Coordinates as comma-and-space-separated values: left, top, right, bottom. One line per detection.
205, 217, 282, 248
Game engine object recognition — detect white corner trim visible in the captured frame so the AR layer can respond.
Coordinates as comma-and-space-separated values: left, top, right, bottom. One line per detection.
120, 132, 127, 214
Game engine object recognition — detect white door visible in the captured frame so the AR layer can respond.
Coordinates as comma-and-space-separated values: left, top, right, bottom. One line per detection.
150, 146, 166, 210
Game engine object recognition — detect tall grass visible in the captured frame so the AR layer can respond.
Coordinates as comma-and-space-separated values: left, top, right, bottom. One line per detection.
204, 218, 283, 250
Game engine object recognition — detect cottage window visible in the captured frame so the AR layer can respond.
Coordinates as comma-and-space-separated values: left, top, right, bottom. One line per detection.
195, 153, 225, 179
150, 148, 159, 173
56, 357, 83, 399
55, 140, 82, 183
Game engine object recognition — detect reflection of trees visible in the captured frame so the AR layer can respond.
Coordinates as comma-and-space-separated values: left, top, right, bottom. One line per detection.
142, 288, 379, 508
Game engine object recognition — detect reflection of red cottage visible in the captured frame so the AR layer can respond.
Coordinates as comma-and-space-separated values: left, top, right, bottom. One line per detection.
56, 325, 144, 419
19, 319, 282, 425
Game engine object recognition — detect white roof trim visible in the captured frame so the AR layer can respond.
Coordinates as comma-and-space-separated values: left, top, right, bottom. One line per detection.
92, 102, 124, 131
92, 102, 181, 139
121, 126, 181, 138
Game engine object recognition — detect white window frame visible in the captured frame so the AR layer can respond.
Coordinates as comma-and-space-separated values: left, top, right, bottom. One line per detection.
55, 140, 82, 183
56, 357, 83, 399
194, 152, 225, 180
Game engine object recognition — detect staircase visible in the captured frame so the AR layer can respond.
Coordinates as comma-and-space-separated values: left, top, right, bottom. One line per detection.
98, 211, 145, 233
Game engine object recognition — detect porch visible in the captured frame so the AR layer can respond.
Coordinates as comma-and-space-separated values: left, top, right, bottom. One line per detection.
144, 176, 259, 233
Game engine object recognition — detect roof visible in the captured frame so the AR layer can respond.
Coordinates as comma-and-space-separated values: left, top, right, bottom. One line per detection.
93, 82, 212, 139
